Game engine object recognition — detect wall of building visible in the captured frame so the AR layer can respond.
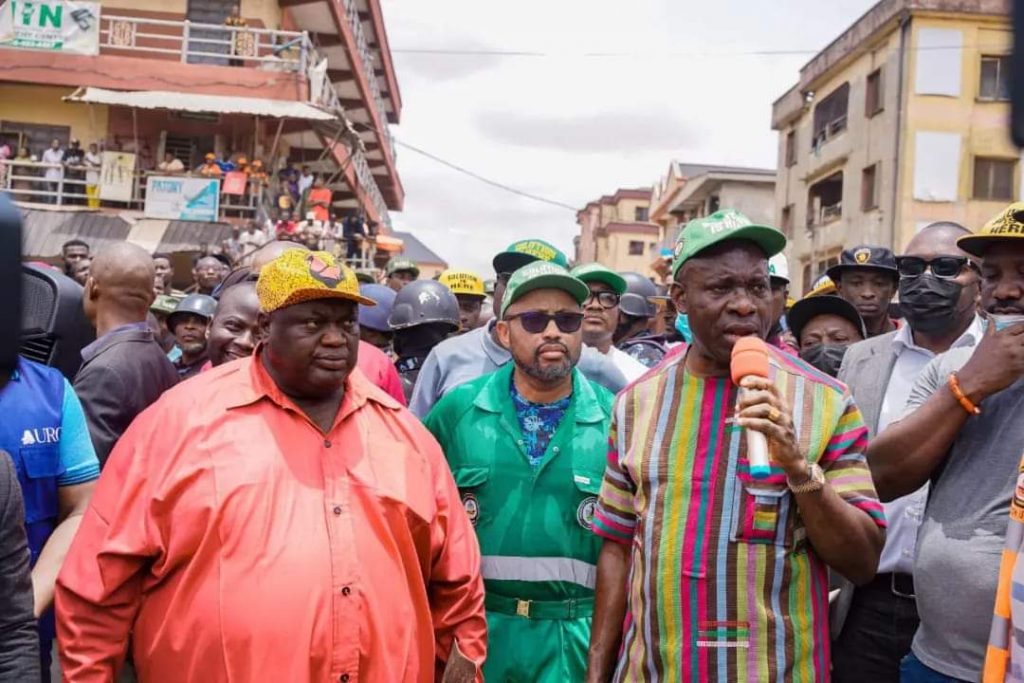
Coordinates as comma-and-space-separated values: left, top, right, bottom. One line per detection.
0, 84, 109, 150
897, 15, 1014, 244
99, 0, 281, 29
719, 181, 777, 226
605, 229, 660, 275
774, 26, 904, 293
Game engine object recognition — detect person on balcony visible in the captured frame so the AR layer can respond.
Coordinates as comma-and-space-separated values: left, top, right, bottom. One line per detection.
225, 2, 251, 67
278, 161, 300, 201
298, 165, 315, 197
198, 153, 222, 178
246, 158, 268, 190
11, 146, 34, 202
158, 152, 185, 175
63, 139, 85, 206
306, 175, 332, 223
83, 143, 101, 209
42, 139, 64, 205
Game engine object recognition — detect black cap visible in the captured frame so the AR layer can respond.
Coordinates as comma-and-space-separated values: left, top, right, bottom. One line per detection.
826, 245, 898, 283
786, 295, 867, 343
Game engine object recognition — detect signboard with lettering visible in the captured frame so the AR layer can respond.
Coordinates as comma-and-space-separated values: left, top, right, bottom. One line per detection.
0, 1, 101, 55
98, 151, 135, 202
145, 176, 220, 222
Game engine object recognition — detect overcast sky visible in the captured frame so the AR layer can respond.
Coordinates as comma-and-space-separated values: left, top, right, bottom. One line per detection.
380, 0, 879, 274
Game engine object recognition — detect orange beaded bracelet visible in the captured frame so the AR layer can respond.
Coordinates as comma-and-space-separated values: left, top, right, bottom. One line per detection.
948, 372, 981, 416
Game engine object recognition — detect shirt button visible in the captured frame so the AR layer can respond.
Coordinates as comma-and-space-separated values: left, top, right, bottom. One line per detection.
340, 675, 349, 682
552, 446, 560, 453
517, 439, 524, 445
324, 439, 332, 448
332, 506, 342, 516
341, 586, 351, 596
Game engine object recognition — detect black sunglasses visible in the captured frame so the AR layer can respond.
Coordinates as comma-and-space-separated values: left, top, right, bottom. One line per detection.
896, 256, 975, 279
583, 290, 620, 309
506, 311, 584, 334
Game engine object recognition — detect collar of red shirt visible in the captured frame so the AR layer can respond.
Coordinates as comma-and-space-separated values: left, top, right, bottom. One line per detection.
224, 346, 402, 425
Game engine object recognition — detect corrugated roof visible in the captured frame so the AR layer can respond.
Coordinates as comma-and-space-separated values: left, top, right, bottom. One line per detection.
391, 230, 447, 267
19, 208, 132, 258
64, 87, 336, 121
18, 208, 234, 257
158, 221, 234, 253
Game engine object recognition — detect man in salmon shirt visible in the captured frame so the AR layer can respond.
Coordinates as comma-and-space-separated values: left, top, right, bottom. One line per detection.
55, 249, 486, 682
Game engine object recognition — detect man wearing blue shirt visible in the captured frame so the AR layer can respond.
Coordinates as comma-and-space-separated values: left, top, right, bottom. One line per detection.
1, 356, 99, 681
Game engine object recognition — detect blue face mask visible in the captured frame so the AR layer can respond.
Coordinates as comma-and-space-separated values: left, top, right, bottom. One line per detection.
674, 312, 691, 342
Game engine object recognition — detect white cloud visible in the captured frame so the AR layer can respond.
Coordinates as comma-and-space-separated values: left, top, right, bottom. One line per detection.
381, 0, 880, 275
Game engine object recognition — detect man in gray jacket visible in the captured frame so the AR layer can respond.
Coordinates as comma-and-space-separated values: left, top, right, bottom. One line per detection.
832, 222, 981, 682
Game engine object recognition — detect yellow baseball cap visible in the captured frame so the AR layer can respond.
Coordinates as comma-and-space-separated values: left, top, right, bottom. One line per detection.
257, 250, 375, 313
439, 269, 485, 298
959, 202, 1024, 257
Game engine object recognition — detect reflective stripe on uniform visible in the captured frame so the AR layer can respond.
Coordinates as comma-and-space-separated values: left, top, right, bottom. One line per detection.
481, 555, 597, 589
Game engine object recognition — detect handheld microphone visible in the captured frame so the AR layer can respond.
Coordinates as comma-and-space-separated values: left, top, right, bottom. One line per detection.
731, 337, 771, 479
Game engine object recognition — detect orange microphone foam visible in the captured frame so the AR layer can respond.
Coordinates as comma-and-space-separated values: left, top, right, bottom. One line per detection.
730, 336, 770, 384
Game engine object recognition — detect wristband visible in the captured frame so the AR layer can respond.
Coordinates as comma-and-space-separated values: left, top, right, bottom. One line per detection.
948, 373, 981, 416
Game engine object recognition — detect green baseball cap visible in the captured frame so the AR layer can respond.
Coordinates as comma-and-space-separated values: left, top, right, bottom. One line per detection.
492, 239, 568, 275
500, 261, 590, 318
385, 257, 419, 277
671, 209, 787, 278
150, 293, 184, 315
570, 262, 627, 295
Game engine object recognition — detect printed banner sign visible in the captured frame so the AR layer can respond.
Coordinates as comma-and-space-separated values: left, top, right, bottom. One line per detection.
0, 1, 101, 55
222, 171, 247, 196
145, 176, 220, 222
98, 151, 135, 202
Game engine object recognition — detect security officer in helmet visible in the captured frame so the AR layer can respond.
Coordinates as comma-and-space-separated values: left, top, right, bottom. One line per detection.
357, 283, 397, 355
389, 280, 460, 401
614, 272, 667, 368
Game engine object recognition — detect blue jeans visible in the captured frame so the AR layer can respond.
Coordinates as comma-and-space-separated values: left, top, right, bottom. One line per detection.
899, 652, 972, 683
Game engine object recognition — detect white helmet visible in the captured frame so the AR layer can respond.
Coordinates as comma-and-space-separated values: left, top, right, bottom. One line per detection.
768, 252, 790, 284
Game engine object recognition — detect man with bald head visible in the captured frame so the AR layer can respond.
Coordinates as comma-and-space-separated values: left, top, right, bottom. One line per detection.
74, 242, 179, 466
832, 221, 981, 682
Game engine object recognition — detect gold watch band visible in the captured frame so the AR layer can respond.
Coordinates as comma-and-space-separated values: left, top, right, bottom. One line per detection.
787, 463, 825, 494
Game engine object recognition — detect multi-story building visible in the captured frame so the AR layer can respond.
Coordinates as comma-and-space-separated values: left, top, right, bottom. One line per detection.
772, 0, 1012, 293
574, 188, 661, 276
646, 162, 776, 281
0, 0, 405, 266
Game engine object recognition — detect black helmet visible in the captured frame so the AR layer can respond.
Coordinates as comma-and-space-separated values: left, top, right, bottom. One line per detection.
388, 280, 460, 331
618, 272, 658, 318
166, 293, 217, 330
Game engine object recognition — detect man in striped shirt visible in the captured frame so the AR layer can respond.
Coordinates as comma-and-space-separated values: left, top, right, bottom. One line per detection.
585, 210, 885, 682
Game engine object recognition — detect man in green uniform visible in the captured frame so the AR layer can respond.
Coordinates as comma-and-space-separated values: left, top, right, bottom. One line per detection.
424, 261, 614, 682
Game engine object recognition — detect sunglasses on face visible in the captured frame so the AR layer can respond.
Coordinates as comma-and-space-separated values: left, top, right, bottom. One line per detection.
505, 310, 584, 334
896, 256, 975, 279
583, 290, 620, 309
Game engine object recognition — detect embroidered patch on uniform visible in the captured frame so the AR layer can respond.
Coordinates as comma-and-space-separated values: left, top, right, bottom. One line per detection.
573, 474, 591, 486
462, 494, 479, 526
853, 247, 872, 264
577, 496, 597, 530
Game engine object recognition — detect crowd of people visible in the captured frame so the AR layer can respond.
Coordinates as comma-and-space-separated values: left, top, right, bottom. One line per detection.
5, 200, 1024, 682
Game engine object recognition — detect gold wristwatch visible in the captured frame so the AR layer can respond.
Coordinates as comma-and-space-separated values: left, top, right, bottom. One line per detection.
787, 463, 825, 494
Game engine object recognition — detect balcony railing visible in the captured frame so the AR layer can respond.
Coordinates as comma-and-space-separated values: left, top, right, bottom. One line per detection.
339, 0, 395, 158
97, 15, 310, 71
0, 159, 263, 218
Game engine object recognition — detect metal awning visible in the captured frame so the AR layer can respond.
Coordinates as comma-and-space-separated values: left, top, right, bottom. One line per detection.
63, 87, 336, 121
